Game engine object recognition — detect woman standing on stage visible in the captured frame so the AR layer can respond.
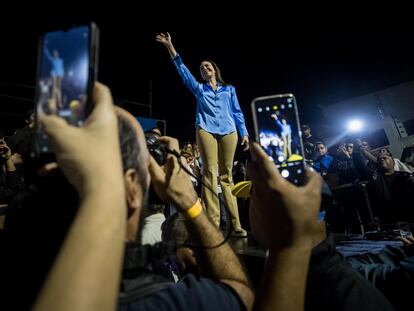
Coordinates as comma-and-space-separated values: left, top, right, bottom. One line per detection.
156, 33, 249, 237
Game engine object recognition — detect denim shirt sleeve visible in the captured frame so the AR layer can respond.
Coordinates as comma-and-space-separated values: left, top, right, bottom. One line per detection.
172, 54, 200, 95
313, 160, 321, 172
324, 155, 334, 170
44, 47, 53, 62
275, 119, 283, 130
230, 86, 248, 137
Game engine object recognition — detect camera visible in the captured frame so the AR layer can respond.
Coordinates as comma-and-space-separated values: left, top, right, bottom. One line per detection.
145, 131, 167, 166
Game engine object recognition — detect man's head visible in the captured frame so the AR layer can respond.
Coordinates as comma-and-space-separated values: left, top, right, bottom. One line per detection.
25, 109, 35, 128
183, 142, 193, 150
315, 141, 328, 156
115, 107, 151, 241
345, 143, 354, 156
302, 125, 311, 137
361, 140, 370, 151
181, 145, 194, 165
378, 154, 395, 174
193, 143, 200, 158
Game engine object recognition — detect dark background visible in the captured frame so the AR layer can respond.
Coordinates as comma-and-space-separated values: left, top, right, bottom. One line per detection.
1, 8, 413, 159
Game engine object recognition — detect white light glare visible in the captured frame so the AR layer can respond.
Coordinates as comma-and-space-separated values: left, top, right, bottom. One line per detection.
347, 120, 363, 132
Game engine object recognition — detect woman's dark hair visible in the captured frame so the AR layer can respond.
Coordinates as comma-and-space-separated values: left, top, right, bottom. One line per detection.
202, 59, 226, 85
278, 114, 288, 121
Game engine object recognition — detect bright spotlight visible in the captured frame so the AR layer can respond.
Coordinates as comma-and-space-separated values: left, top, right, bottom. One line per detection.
347, 120, 363, 132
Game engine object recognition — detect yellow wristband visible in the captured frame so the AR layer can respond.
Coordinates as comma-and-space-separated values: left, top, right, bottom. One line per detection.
185, 199, 203, 220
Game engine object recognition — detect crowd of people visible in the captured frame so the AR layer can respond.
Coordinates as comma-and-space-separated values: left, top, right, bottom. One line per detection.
0, 31, 412, 311
305, 124, 414, 226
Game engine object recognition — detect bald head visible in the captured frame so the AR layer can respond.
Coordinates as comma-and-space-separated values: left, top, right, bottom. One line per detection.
115, 107, 150, 200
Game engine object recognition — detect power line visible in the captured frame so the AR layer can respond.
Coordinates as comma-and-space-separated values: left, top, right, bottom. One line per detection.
0, 112, 25, 117
118, 99, 151, 108
0, 94, 34, 102
0, 82, 35, 89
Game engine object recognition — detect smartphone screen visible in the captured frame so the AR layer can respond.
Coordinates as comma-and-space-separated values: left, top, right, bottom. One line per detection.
35, 24, 98, 154
251, 94, 305, 185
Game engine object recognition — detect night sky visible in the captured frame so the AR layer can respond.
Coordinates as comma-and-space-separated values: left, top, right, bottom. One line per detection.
1, 9, 413, 158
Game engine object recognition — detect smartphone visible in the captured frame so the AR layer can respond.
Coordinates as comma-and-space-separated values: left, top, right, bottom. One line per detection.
251, 94, 305, 185
34, 23, 99, 157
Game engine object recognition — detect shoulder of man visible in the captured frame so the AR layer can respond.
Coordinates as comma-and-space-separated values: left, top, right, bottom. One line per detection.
122, 273, 246, 311
396, 171, 414, 182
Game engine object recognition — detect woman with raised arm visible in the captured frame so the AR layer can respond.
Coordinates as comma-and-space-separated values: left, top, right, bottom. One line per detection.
156, 33, 249, 237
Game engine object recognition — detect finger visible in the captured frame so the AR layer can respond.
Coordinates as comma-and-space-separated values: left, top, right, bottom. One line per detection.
86, 82, 115, 125
250, 142, 284, 182
159, 136, 181, 180
163, 154, 176, 182
399, 237, 410, 244
303, 168, 323, 192
166, 32, 170, 39
158, 136, 180, 154
157, 136, 181, 171
40, 114, 70, 143
149, 156, 166, 184
246, 164, 264, 206
247, 161, 262, 184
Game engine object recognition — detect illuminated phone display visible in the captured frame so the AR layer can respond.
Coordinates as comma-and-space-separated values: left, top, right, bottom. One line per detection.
252, 94, 305, 185
35, 24, 98, 154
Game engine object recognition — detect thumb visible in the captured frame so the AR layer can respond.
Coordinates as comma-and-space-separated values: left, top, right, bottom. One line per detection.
40, 114, 70, 142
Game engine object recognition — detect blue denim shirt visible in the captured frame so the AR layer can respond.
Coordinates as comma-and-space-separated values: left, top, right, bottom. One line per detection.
274, 119, 292, 137
172, 55, 248, 137
313, 154, 334, 174
44, 48, 64, 77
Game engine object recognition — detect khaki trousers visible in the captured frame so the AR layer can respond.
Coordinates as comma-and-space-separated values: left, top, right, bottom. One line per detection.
196, 128, 242, 229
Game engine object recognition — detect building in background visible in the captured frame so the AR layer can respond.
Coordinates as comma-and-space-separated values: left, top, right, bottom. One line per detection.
320, 80, 414, 158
